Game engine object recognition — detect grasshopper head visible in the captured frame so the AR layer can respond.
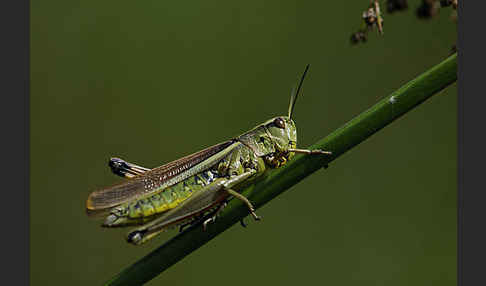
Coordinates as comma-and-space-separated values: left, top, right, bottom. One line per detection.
236, 116, 297, 162
260, 116, 298, 167
261, 64, 310, 167
264, 116, 297, 151
237, 65, 309, 167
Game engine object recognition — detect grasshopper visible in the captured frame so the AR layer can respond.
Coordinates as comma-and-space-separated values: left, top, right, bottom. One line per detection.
86, 65, 331, 245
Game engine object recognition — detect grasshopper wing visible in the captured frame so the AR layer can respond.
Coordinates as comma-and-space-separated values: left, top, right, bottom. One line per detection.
86, 140, 237, 215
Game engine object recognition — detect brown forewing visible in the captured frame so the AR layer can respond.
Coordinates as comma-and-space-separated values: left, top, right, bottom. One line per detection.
86, 140, 235, 214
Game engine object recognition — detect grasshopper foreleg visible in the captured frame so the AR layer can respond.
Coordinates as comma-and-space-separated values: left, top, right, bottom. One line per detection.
224, 188, 261, 221
221, 169, 261, 221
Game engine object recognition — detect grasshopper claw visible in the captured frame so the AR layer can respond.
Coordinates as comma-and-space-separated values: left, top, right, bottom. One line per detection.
240, 218, 247, 228
127, 230, 144, 245
251, 211, 262, 221
203, 216, 217, 231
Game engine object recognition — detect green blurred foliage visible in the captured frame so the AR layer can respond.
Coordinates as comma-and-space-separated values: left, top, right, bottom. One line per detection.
31, 0, 456, 285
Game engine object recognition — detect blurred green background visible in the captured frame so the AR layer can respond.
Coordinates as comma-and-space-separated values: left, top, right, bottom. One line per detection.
31, 1, 456, 285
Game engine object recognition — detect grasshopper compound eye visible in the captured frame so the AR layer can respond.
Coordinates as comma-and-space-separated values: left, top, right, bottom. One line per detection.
273, 117, 286, 129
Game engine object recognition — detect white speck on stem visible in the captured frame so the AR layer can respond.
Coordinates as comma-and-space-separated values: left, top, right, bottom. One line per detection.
389, 96, 396, 104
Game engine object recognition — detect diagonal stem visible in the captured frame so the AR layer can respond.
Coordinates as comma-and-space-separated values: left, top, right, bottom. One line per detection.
105, 53, 457, 286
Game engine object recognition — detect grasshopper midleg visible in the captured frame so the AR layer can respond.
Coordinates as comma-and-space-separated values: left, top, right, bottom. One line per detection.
201, 201, 227, 231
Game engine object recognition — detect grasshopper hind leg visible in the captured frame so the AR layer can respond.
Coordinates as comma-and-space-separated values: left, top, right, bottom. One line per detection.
178, 202, 228, 233
126, 229, 147, 244
127, 201, 228, 245
126, 169, 260, 245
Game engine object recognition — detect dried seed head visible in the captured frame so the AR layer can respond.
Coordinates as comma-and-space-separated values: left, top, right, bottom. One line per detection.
416, 0, 440, 19
387, 0, 409, 13
362, 8, 378, 26
350, 31, 368, 45
443, 0, 458, 9
440, 0, 450, 7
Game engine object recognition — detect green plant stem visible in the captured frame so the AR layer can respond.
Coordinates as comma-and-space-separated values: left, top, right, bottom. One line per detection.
105, 54, 457, 286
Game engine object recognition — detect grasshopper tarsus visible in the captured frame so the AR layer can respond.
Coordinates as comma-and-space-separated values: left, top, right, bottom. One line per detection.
202, 217, 217, 231
313, 149, 332, 155
240, 218, 247, 228
201, 202, 227, 231
126, 230, 145, 245
252, 213, 262, 221
240, 212, 261, 227
249, 207, 262, 221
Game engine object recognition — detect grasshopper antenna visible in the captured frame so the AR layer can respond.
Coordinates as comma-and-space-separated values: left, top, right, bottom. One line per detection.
288, 64, 310, 119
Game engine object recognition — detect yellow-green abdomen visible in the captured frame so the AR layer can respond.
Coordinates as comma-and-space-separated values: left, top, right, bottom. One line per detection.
127, 169, 218, 219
